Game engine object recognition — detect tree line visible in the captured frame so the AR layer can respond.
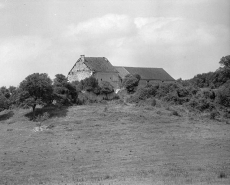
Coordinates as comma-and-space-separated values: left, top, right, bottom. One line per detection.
0, 74, 115, 118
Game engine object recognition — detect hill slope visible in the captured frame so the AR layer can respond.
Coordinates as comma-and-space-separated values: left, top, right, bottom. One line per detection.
0, 103, 230, 185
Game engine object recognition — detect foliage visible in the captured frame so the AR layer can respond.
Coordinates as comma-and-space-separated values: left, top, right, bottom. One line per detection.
127, 85, 158, 103
219, 55, 230, 68
216, 81, 230, 107
100, 81, 114, 95
0, 86, 11, 99
133, 74, 141, 81
81, 76, 100, 94
19, 73, 53, 118
0, 93, 9, 111
53, 74, 78, 105
122, 74, 140, 93
71, 81, 82, 92
183, 55, 230, 88
187, 97, 215, 112
210, 110, 219, 120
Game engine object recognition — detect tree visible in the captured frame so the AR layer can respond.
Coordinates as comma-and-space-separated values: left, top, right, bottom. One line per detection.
216, 80, 230, 107
19, 73, 53, 119
8, 86, 16, 95
0, 86, 10, 99
81, 76, 100, 94
219, 55, 230, 68
122, 74, 140, 93
0, 93, 9, 112
53, 74, 78, 104
100, 81, 114, 99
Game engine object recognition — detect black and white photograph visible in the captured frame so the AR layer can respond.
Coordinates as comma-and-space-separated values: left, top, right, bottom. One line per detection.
0, 0, 230, 184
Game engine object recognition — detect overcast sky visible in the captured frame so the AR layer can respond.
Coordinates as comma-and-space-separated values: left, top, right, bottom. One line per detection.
0, 0, 229, 87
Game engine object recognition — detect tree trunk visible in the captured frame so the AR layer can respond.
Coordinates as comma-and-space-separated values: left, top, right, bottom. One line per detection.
32, 104, 36, 120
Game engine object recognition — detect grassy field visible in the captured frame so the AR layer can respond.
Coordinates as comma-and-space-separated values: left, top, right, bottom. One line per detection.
0, 102, 230, 185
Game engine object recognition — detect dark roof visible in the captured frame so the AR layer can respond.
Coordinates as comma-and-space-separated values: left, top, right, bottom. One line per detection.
84, 57, 117, 73
115, 66, 175, 81
115, 66, 130, 79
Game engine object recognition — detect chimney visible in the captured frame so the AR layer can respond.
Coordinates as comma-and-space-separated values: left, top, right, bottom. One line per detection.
80, 55, 85, 62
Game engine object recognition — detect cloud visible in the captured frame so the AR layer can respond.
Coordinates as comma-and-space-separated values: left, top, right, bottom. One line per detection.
0, 36, 51, 86
0, 3, 4, 9
65, 14, 135, 41
1, 13, 229, 86
63, 14, 229, 80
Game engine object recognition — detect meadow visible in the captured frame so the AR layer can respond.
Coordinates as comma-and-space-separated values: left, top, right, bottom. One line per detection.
0, 101, 229, 185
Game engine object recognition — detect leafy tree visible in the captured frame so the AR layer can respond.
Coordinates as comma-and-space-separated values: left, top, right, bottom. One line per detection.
19, 73, 53, 119
8, 86, 16, 95
122, 74, 140, 93
219, 55, 230, 68
133, 74, 141, 81
0, 86, 10, 99
81, 76, 100, 93
216, 80, 230, 107
71, 81, 82, 92
100, 81, 114, 99
0, 93, 9, 112
53, 74, 78, 104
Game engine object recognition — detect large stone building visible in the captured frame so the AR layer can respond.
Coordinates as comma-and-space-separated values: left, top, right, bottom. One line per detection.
115, 66, 175, 86
67, 55, 175, 89
67, 55, 120, 88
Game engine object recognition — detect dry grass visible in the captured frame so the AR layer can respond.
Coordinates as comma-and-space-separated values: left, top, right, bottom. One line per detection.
0, 102, 230, 185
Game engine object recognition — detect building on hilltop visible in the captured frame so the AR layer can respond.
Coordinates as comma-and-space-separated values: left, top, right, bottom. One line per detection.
67, 55, 120, 89
115, 66, 175, 86
67, 55, 175, 89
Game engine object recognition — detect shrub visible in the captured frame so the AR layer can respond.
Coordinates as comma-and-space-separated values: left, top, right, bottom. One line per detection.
122, 74, 139, 93
127, 85, 158, 103
177, 88, 189, 97
81, 77, 100, 92
216, 81, 230, 107
210, 111, 219, 120
188, 97, 215, 112
0, 93, 9, 111
100, 81, 114, 95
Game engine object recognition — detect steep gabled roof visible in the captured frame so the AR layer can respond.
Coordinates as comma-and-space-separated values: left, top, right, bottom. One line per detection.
115, 66, 175, 81
84, 57, 117, 73
115, 66, 130, 79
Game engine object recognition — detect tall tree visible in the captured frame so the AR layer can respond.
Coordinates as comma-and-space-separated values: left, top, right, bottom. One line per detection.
53, 74, 78, 104
19, 73, 53, 119
0, 93, 9, 112
219, 55, 230, 68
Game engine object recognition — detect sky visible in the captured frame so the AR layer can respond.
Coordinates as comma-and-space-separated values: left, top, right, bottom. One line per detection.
0, 0, 229, 87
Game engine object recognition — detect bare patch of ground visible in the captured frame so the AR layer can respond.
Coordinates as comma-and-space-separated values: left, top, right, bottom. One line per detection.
0, 102, 229, 184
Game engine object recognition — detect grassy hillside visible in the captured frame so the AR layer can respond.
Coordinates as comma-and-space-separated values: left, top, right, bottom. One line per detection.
0, 102, 230, 185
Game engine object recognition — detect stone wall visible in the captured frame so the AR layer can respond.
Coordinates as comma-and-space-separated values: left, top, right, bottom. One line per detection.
94, 72, 120, 89
68, 60, 92, 82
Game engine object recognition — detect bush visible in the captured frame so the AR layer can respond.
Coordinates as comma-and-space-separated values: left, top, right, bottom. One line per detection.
122, 74, 140, 93
188, 97, 215, 112
81, 77, 100, 92
210, 110, 219, 120
100, 81, 114, 95
0, 93, 9, 111
127, 85, 158, 103
216, 81, 230, 107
